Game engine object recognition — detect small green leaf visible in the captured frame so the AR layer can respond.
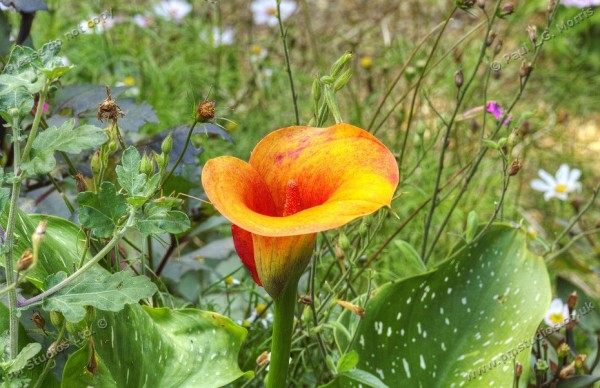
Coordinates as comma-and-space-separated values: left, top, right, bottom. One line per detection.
22, 119, 107, 175
337, 350, 359, 373
77, 182, 128, 238
138, 203, 190, 236
340, 369, 388, 388
465, 210, 479, 243
6, 343, 42, 374
392, 240, 427, 278
0, 80, 34, 120
43, 268, 158, 323
61, 305, 252, 387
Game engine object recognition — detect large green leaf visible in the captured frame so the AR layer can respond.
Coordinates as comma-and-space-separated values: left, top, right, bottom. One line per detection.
137, 203, 190, 236
337, 224, 551, 386
77, 182, 128, 238
21, 119, 107, 175
61, 304, 252, 387
0, 212, 88, 288
43, 268, 158, 323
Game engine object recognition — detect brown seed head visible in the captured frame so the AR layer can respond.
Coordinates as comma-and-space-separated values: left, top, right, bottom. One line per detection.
197, 100, 216, 122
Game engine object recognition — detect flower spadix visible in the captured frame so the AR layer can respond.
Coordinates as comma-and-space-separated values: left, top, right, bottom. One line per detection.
202, 123, 399, 298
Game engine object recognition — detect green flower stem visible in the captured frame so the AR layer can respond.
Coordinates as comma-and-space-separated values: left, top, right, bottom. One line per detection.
4, 115, 24, 359
17, 210, 135, 308
0, 281, 16, 296
21, 84, 48, 163
161, 119, 198, 186
267, 279, 298, 388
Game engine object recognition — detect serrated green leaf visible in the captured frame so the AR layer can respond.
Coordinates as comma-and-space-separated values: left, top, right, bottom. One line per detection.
22, 119, 107, 175
6, 343, 42, 374
0, 79, 34, 119
43, 268, 158, 323
61, 305, 252, 387
77, 182, 128, 238
337, 350, 359, 373
116, 147, 160, 204
138, 204, 190, 236
341, 224, 551, 386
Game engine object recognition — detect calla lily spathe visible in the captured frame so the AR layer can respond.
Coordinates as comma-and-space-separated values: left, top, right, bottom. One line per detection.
202, 123, 399, 297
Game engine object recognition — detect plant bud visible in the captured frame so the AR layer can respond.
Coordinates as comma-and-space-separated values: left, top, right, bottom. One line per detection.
17, 249, 34, 272
494, 39, 503, 55
154, 151, 166, 169
338, 231, 351, 250
501, 3, 514, 15
196, 100, 216, 122
454, 70, 463, 89
298, 295, 312, 305
557, 342, 571, 358
477, 0, 485, 8
8, 108, 20, 117
507, 160, 521, 176
333, 68, 352, 91
161, 132, 173, 155
140, 153, 154, 176
358, 219, 369, 237
312, 78, 322, 103
519, 61, 533, 78
547, 0, 556, 16
66, 319, 88, 336
256, 351, 270, 367
330, 51, 352, 77
107, 139, 119, 154
507, 129, 520, 147
526, 25, 537, 44
567, 291, 578, 310
90, 150, 102, 175
32, 220, 47, 254
535, 359, 549, 373
336, 300, 365, 319
574, 354, 586, 369
32, 311, 45, 331
514, 362, 523, 378
486, 31, 497, 47
47, 341, 59, 358
50, 311, 64, 328
74, 172, 88, 192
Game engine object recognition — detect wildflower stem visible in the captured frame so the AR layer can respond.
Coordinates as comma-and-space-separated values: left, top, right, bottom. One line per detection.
267, 279, 298, 388
0, 282, 17, 296
162, 120, 198, 185
276, 0, 299, 125
3, 114, 26, 359
549, 181, 600, 255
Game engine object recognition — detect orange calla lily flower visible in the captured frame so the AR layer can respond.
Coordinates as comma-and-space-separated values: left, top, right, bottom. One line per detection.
202, 123, 399, 297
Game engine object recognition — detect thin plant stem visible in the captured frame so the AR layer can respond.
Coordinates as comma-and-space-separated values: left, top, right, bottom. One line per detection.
17, 211, 136, 308
0, 282, 16, 296
4, 114, 26, 359
308, 255, 327, 359
546, 228, 600, 264
267, 279, 298, 388
421, 0, 503, 262
276, 0, 299, 125
21, 85, 48, 162
32, 323, 66, 388
161, 120, 198, 185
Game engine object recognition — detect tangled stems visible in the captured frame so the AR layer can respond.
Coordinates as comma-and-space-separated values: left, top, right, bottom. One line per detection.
266, 278, 298, 388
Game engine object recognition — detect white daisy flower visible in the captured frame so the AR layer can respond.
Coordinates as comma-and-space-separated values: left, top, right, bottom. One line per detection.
531, 164, 582, 201
250, 45, 268, 62
251, 0, 297, 27
153, 0, 192, 21
246, 303, 273, 329
544, 298, 575, 327
224, 275, 241, 286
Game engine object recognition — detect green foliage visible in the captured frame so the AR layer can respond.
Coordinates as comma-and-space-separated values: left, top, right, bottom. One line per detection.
43, 268, 158, 323
77, 182, 128, 238
137, 202, 190, 236
61, 305, 252, 387
21, 119, 107, 175
116, 146, 160, 206
335, 224, 551, 386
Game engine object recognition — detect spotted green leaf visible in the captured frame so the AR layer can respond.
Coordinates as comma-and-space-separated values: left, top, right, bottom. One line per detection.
61, 304, 252, 387
337, 224, 551, 386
